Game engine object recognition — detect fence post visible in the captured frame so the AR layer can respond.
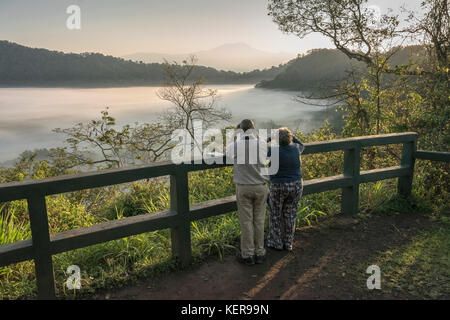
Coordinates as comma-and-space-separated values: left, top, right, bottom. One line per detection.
170, 167, 192, 265
341, 145, 361, 216
27, 195, 56, 300
398, 138, 417, 198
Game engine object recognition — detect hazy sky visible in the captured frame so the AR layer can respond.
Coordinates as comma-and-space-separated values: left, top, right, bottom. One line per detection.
0, 0, 422, 56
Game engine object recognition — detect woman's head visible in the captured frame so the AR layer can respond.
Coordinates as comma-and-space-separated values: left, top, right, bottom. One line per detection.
277, 127, 293, 146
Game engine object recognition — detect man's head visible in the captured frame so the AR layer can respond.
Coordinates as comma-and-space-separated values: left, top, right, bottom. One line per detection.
238, 119, 255, 132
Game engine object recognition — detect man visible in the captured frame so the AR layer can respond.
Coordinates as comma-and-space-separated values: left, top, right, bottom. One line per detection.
226, 119, 268, 265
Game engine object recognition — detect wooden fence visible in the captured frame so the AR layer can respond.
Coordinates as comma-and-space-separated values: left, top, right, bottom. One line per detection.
0, 132, 449, 299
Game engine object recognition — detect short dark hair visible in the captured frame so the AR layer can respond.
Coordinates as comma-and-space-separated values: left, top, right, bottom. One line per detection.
239, 119, 255, 132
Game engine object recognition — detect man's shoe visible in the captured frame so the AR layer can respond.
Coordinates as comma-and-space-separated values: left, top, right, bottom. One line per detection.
236, 252, 255, 266
255, 255, 265, 264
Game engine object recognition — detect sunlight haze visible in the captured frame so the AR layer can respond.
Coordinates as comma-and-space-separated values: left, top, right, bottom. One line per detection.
0, 0, 422, 62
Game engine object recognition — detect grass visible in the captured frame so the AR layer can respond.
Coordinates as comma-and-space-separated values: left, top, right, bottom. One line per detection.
350, 215, 450, 299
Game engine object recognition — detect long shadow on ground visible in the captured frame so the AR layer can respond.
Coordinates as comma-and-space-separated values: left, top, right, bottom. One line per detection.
95, 211, 440, 300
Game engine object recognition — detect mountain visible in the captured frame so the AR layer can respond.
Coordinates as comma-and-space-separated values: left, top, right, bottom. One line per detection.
256, 46, 427, 92
256, 49, 362, 91
122, 43, 295, 72
0, 41, 286, 86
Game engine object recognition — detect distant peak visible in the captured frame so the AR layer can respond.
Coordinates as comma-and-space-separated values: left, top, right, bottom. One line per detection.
218, 42, 252, 48
202, 43, 270, 55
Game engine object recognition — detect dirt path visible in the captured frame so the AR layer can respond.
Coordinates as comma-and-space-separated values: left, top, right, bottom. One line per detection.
94, 212, 439, 300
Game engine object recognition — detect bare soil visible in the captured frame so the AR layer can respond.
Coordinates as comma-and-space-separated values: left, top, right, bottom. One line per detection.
94, 212, 441, 300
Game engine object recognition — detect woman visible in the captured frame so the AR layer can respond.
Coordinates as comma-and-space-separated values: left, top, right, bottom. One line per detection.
266, 127, 304, 252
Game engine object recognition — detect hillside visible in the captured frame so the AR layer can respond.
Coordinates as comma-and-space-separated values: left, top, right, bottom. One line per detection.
0, 41, 425, 90
256, 46, 426, 92
0, 41, 285, 86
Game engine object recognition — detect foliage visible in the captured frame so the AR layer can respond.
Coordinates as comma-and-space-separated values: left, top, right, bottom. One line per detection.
266, 0, 449, 197
268, 0, 402, 66
0, 203, 31, 246
53, 108, 131, 169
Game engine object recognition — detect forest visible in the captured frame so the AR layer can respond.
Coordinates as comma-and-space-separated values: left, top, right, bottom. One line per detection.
256, 46, 427, 92
0, 40, 284, 86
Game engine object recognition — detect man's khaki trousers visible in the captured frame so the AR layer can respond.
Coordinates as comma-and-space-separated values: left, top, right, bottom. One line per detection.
236, 183, 268, 258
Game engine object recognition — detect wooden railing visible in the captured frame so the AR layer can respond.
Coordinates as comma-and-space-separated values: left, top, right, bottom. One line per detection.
0, 132, 448, 299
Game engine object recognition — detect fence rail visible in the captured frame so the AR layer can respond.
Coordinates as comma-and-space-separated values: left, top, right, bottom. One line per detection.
1, 131, 442, 299
415, 150, 450, 162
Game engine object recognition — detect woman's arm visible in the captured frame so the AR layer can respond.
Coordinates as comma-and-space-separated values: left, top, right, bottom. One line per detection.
292, 136, 305, 154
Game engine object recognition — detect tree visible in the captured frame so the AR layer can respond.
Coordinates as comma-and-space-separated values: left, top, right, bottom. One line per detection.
53, 58, 233, 169
53, 108, 131, 169
269, 0, 448, 134
268, 0, 406, 141
268, 0, 449, 173
405, 0, 449, 71
53, 108, 174, 168
126, 122, 175, 163
402, 0, 449, 150
268, 0, 401, 67
157, 56, 232, 153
